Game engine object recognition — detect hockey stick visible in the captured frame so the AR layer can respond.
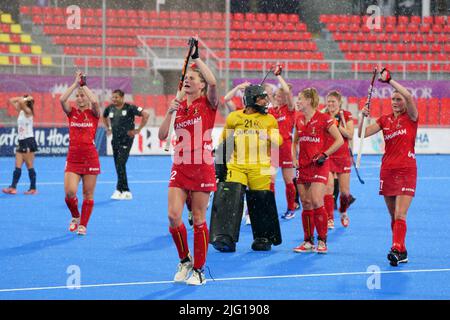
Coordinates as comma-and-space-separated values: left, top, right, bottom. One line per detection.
340, 110, 365, 184
355, 67, 377, 168
259, 65, 275, 85
349, 147, 365, 184
164, 37, 196, 152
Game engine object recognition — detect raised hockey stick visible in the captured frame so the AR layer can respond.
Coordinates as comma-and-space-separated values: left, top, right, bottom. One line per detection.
355, 67, 377, 168
340, 110, 365, 184
164, 37, 196, 152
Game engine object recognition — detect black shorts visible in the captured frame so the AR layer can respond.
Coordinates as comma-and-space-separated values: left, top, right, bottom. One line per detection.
17, 137, 38, 153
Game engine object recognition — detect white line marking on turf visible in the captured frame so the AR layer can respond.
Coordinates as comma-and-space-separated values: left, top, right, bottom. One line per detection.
1, 268, 450, 293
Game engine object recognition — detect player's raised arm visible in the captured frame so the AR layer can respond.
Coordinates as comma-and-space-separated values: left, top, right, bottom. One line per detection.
60, 71, 82, 115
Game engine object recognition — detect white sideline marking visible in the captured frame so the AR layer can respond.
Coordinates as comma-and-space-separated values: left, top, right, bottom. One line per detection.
1, 176, 450, 187
1, 268, 450, 293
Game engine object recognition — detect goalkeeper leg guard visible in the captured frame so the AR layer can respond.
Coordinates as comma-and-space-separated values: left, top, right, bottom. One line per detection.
246, 190, 282, 250
209, 182, 246, 252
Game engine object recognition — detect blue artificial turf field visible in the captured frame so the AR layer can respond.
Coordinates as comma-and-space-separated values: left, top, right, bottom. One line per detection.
0, 155, 449, 300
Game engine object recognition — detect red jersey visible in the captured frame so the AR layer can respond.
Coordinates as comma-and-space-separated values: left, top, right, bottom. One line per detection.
326, 109, 353, 159
376, 112, 418, 169
269, 104, 295, 143
66, 107, 99, 162
173, 96, 217, 165
295, 111, 333, 168
231, 96, 244, 111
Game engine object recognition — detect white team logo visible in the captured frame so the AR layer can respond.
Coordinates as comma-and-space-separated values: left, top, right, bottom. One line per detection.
122, 110, 127, 116
109, 112, 114, 118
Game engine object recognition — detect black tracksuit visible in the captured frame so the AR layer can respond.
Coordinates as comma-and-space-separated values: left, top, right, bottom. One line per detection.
103, 103, 143, 192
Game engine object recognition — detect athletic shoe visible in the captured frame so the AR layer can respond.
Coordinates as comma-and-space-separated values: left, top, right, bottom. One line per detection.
110, 190, 123, 200
328, 219, 335, 229
281, 210, 295, 220
24, 189, 37, 195
122, 191, 133, 200
185, 268, 206, 286
2, 187, 17, 195
316, 240, 328, 254
188, 210, 193, 227
251, 237, 271, 251
293, 241, 315, 253
69, 218, 80, 232
340, 212, 349, 228
174, 257, 193, 283
387, 249, 408, 267
77, 225, 87, 236
212, 235, 236, 252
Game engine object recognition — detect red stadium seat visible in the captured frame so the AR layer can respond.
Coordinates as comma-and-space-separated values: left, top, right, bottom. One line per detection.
422, 16, 433, 24
370, 98, 382, 118
398, 16, 409, 25
434, 16, 446, 25
385, 16, 396, 25
233, 12, 244, 21
441, 98, 450, 125
417, 98, 429, 125
432, 24, 443, 33
427, 98, 440, 125
419, 23, 431, 33
410, 16, 421, 24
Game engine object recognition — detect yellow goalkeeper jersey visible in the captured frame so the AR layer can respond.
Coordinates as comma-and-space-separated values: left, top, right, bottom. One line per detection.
221, 109, 282, 166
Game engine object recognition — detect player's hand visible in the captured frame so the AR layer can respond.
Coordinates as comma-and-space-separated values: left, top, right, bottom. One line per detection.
190, 37, 199, 59
127, 129, 140, 137
312, 152, 328, 166
293, 159, 299, 168
273, 64, 282, 76
378, 67, 392, 83
361, 103, 370, 117
168, 99, 180, 115
79, 74, 87, 87
75, 71, 82, 84
106, 128, 112, 136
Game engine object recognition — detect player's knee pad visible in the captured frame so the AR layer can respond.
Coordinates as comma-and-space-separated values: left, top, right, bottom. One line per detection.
246, 190, 282, 247
209, 181, 246, 252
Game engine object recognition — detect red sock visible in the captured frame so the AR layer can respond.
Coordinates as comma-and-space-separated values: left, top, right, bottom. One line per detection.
392, 219, 407, 252
324, 194, 335, 221
270, 182, 275, 193
80, 199, 94, 227
285, 183, 296, 211
186, 192, 192, 212
339, 194, 350, 213
169, 223, 190, 260
301, 210, 315, 242
314, 206, 328, 241
65, 196, 80, 218
193, 222, 209, 270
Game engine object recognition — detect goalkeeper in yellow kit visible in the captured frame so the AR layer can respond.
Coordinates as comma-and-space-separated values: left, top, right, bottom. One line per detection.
210, 84, 283, 252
